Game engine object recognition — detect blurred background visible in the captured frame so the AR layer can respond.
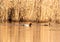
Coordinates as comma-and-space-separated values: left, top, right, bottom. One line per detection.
0, 0, 60, 23
0, 0, 60, 42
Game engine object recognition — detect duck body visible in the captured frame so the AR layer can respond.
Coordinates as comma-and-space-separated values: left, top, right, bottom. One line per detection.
21, 23, 32, 27
23, 24, 29, 27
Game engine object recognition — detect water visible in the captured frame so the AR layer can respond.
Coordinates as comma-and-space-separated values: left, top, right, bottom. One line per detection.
0, 22, 60, 42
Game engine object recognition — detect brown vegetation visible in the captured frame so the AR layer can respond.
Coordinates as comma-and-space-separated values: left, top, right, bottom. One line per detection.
0, 0, 60, 23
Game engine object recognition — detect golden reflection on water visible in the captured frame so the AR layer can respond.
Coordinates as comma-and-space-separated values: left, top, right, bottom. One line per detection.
0, 22, 60, 42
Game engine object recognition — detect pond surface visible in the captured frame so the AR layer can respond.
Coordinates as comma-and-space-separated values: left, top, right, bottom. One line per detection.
0, 22, 60, 42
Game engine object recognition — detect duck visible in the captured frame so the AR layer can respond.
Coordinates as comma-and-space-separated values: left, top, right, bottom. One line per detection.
22, 23, 32, 27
